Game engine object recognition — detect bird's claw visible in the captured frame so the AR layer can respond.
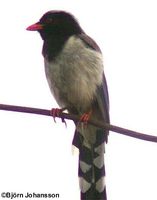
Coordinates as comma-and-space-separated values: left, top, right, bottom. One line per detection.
79, 111, 92, 126
50, 108, 67, 127
50, 108, 62, 123
61, 117, 67, 127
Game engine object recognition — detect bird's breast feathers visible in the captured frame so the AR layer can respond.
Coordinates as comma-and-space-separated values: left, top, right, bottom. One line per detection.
44, 36, 104, 112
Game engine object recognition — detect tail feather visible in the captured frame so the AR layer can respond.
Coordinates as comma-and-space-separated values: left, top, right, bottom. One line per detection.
73, 129, 107, 200
81, 185, 107, 200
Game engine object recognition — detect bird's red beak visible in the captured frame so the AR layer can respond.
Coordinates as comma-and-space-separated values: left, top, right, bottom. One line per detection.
26, 23, 43, 31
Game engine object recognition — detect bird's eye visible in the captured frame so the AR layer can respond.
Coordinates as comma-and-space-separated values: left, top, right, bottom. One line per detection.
45, 18, 53, 23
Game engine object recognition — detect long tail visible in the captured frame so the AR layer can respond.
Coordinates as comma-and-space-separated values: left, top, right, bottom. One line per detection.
73, 129, 107, 200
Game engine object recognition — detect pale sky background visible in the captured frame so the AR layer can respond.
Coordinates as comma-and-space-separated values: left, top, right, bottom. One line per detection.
0, 0, 157, 200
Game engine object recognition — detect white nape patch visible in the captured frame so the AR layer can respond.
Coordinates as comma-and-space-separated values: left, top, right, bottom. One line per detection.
79, 177, 91, 193
96, 176, 105, 193
80, 161, 92, 173
93, 155, 104, 169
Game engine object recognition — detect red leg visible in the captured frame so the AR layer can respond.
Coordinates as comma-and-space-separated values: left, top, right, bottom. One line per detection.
50, 108, 61, 122
50, 107, 66, 123
79, 111, 92, 125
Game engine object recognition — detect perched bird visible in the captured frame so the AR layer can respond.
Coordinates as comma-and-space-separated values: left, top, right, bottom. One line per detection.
27, 10, 110, 200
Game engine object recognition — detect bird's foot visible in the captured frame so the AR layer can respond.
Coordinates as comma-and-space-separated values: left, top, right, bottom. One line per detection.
79, 111, 92, 126
50, 108, 62, 123
50, 108, 67, 127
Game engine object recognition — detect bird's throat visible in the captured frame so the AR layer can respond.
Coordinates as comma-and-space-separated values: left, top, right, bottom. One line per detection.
42, 35, 70, 61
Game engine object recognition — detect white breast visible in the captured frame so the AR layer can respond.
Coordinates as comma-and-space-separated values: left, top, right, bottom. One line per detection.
44, 36, 104, 112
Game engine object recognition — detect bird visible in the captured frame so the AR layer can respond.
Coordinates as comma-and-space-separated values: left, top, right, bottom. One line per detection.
27, 10, 110, 200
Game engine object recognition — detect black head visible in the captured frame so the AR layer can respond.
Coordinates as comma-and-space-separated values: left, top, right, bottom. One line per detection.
26, 10, 84, 40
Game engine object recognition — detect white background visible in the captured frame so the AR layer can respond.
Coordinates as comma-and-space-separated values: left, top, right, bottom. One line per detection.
0, 0, 157, 199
